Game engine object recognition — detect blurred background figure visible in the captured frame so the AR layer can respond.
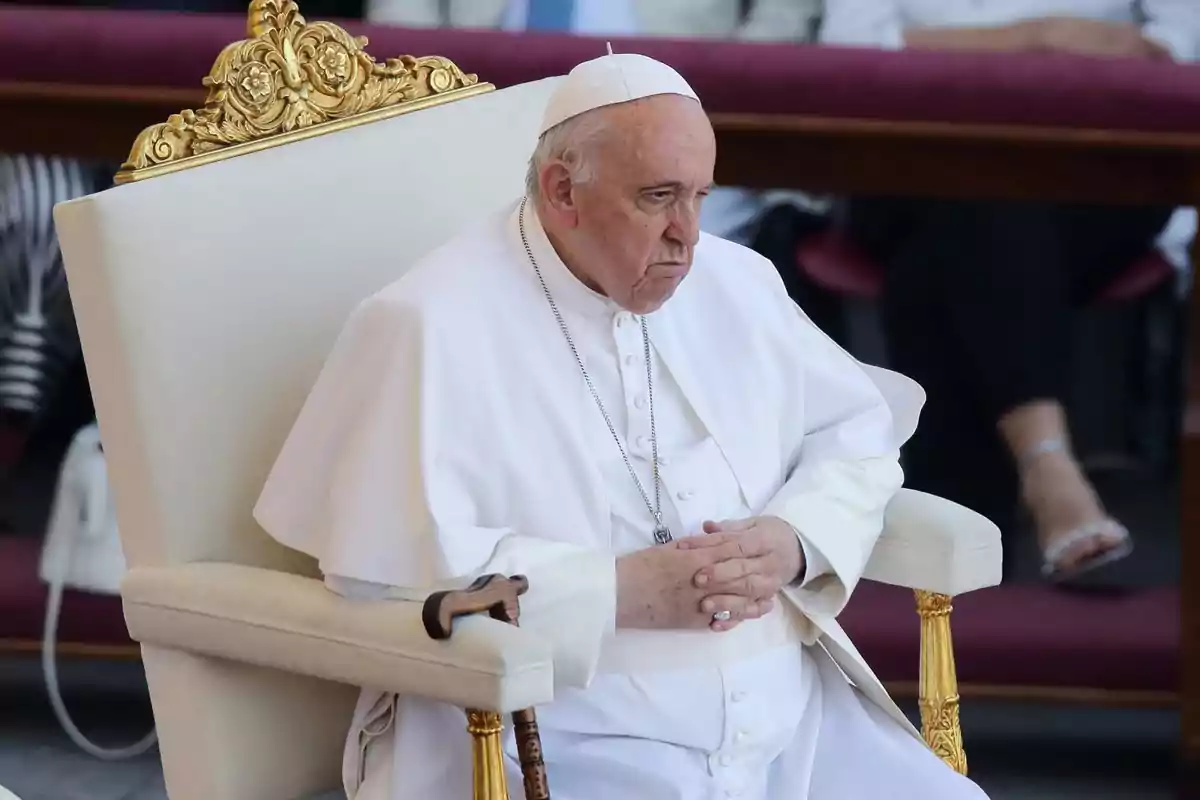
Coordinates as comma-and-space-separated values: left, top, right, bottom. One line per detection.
364, 0, 816, 40
0, 155, 108, 497
0, 156, 103, 422
820, 0, 1200, 586
364, 0, 635, 32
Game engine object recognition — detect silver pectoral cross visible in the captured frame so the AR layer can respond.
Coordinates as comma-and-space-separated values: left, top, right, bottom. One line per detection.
653, 523, 673, 545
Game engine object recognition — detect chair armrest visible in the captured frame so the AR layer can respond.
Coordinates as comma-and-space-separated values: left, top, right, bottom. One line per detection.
121, 563, 555, 713
862, 488, 1002, 595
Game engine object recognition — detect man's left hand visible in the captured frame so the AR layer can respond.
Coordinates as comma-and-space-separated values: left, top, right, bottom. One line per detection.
674, 516, 804, 632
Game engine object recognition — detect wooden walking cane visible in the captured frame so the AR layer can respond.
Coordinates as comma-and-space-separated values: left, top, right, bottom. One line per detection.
424, 574, 551, 800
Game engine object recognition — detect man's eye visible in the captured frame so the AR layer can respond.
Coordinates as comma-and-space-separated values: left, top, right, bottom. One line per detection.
647, 191, 673, 202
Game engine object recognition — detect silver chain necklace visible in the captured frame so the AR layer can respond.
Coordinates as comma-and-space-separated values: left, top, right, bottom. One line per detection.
518, 197, 673, 545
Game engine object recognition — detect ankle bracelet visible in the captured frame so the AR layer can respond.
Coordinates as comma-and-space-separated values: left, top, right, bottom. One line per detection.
1018, 438, 1068, 472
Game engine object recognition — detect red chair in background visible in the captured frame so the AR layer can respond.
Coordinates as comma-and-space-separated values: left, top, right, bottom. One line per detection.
797, 228, 1175, 303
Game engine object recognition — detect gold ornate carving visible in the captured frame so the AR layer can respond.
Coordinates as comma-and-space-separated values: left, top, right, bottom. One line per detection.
115, 0, 494, 183
915, 590, 968, 775
467, 709, 509, 800
915, 589, 954, 618
920, 694, 967, 773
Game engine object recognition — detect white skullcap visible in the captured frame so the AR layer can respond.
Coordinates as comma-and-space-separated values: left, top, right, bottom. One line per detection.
539, 52, 700, 136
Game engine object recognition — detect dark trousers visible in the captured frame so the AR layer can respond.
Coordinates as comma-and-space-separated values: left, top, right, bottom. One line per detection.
844, 199, 1173, 534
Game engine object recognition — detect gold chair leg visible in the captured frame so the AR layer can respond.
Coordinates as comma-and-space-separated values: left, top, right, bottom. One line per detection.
914, 590, 968, 775
467, 709, 509, 799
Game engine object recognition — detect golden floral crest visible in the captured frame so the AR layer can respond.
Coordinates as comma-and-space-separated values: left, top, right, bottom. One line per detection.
115, 0, 493, 183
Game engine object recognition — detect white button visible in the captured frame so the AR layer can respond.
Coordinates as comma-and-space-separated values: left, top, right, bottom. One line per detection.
624, 354, 636, 366
635, 436, 648, 450
659, 456, 671, 466
634, 394, 647, 410
676, 490, 694, 501
734, 730, 749, 743
730, 691, 746, 703
719, 754, 733, 767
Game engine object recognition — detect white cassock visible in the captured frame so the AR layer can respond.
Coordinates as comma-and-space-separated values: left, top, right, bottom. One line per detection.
254, 200, 989, 799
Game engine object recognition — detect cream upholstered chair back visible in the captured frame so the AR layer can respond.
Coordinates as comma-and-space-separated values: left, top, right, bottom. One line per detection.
58, 80, 557, 577
54, 8, 561, 794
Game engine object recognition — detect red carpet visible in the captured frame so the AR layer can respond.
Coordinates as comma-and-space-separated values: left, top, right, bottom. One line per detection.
841, 580, 1179, 692
0, 535, 130, 646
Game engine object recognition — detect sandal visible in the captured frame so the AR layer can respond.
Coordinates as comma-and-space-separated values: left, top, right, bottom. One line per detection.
1019, 437, 1134, 584
1040, 518, 1133, 583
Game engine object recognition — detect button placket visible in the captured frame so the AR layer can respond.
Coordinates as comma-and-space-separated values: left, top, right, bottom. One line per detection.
613, 314, 651, 458
723, 678, 755, 758
715, 681, 758, 800
711, 671, 750, 775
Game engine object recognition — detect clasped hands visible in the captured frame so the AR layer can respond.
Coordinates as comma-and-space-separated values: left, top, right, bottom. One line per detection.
615, 516, 804, 633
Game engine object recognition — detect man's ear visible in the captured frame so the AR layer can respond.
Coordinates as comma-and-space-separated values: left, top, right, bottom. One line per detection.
539, 162, 580, 225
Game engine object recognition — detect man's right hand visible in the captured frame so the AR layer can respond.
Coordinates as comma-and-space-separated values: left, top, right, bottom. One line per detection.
615, 542, 775, 631
1025, 17, 1171, 60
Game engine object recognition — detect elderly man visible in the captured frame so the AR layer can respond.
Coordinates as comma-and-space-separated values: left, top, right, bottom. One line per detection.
255, 54, 987, 799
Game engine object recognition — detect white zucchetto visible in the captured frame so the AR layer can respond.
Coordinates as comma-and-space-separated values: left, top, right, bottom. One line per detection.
539, 52, 701, 135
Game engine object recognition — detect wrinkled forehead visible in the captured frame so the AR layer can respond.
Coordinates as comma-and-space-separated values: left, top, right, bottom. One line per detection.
595, 98, 715, 181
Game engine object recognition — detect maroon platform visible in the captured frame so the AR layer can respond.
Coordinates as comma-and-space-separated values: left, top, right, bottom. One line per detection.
841, 581, 1179, 694
0, 535, 131, 648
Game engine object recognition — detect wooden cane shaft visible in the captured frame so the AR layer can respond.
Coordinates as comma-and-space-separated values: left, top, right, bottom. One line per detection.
512, 707, 549, 799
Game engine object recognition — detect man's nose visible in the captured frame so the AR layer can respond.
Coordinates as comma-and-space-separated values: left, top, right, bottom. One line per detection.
667, 202, 701, 247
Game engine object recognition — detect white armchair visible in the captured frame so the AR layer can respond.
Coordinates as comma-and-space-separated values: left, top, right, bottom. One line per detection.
55, 2, 1001, 797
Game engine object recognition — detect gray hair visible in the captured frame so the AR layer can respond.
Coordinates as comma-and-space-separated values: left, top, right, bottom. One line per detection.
524, 111, 609, 199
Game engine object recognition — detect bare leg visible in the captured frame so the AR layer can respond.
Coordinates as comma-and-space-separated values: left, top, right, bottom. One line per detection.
997, 399, 1124, 570
861, 199, 1167, 578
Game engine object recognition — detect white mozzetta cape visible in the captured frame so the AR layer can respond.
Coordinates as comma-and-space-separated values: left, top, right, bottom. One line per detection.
254, 200, 927, 748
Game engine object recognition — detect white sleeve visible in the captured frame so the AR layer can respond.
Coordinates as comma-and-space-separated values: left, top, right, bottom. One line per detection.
325, 574, 392, 601
322, 536, 616, 692
819, 0, 906, 49
256, 296, 615, 692
759, 276, 912, 617
1143, 0, 1200, 61
770, 455, 904, 618
728, 242, 917, 619
792, 533, 832, 587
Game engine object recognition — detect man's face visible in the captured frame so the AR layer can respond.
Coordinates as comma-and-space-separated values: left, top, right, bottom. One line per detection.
545, 96, 716, 314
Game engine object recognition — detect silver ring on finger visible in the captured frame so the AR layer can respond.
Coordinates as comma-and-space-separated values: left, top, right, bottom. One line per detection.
712, 609, 732, 623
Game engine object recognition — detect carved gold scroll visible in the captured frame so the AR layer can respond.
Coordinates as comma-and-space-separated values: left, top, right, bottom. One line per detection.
115, 0, 493, 183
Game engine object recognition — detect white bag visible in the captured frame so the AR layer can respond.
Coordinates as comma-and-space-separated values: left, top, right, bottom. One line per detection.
38, 422, 157, 760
